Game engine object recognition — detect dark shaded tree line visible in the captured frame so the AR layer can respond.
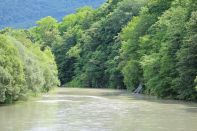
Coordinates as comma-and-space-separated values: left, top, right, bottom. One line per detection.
1, 0, 197, 101
31, 0, 197, 100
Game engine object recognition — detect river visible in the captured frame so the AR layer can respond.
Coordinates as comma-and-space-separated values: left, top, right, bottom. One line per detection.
0, 88, 197, 131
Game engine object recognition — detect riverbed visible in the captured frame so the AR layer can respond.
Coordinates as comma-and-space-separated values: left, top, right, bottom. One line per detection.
0, 88, 197, 131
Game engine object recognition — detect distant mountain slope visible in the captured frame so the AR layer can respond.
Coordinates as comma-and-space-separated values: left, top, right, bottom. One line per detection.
0, 0, 105, 29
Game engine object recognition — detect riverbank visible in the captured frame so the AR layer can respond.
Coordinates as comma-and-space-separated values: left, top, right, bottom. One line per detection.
0, 87, 58, 106
1, 87, 196, 106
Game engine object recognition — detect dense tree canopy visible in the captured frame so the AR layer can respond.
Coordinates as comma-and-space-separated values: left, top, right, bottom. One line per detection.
0, 29, 59, 103
1, 0, 197, 101
50, 0, 196, 100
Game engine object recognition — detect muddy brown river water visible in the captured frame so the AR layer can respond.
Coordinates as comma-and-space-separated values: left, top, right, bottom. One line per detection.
0, 88, 197, 131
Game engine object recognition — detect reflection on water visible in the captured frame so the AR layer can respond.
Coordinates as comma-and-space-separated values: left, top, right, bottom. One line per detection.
0, 88, 197, 131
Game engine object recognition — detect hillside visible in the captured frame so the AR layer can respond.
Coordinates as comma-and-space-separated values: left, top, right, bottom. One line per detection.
0, 0, 105, 29
0, 0, 197, 103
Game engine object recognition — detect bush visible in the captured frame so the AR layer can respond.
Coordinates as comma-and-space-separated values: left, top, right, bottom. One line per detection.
0, 30, 59, 104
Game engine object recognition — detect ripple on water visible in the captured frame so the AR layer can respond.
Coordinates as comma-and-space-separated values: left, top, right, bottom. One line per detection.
1, 88, 197, 131
36, 100, 82, 103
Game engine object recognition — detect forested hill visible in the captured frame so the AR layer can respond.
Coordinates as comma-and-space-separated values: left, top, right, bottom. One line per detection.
0, 0, 105, 29
0, 0, 197, 103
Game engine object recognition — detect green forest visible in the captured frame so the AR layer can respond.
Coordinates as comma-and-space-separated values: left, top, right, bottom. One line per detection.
0, 0, 197, 104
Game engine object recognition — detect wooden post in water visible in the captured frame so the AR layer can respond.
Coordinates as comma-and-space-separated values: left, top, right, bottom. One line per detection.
133, 83, 143, 94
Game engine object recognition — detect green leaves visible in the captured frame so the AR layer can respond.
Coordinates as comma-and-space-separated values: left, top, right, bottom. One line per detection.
119, 0, 197, 100
0, 30, 59, 104
32, 16, 61, 50
2, 0, 194, 101
174, 11, 197, 100
0, 34, 25, 103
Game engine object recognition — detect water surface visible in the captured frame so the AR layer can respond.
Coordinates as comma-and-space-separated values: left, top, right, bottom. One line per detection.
0, 88, 197, 131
